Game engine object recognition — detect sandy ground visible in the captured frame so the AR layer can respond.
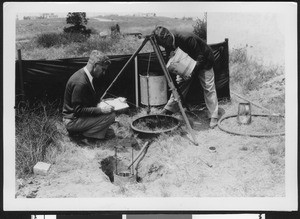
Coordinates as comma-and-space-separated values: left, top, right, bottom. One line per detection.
15, 76, 285, 198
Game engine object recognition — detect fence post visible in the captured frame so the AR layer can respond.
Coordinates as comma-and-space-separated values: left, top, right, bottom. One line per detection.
17, 49, 25, 102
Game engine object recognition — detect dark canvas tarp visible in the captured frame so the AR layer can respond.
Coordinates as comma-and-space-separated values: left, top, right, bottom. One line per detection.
15, 39, 230, 106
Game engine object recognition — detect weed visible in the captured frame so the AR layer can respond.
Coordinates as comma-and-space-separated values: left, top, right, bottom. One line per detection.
117, 185, 128, 195
36, 32, 89, 48
193, 13, 207, 41
15, 100, 62, 178
36, 32, 63, 48
230, 46, 283, 93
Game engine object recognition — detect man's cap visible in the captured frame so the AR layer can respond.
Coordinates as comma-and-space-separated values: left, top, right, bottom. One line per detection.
88, 50, 111, 66
152, 26, 171, 39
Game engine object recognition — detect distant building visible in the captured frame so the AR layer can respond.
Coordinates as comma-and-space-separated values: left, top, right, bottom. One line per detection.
23, 16, 39, 20
23, 13, 58, 20
134, 13, 156, 17
41, 13, 58, 19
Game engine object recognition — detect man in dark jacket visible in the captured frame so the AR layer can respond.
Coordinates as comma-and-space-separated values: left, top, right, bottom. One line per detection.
62, 50, 115, 143
153, 26, 219, 128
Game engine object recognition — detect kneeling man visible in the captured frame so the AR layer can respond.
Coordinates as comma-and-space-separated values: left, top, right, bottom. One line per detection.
62, 50, 115, 142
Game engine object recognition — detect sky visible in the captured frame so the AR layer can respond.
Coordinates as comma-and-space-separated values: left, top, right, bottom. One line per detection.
15, 2, 207, 19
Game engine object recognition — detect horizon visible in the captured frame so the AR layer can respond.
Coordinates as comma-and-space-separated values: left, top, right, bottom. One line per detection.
17, 12, 205, 20
14, 2, 207, 20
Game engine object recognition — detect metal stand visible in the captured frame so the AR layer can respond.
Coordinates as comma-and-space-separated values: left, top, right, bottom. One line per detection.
101, 35, 198, 146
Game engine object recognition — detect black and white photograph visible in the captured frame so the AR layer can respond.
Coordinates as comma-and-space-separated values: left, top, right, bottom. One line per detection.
2, 1, 297, 212
1, 213, 267, 219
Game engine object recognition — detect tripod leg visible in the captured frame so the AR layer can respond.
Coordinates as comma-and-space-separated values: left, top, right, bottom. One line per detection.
100, 36, 150, 101
149, 37, 198, 146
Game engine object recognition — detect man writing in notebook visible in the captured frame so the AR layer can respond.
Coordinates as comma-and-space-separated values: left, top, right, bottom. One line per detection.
62, 50, 115, 144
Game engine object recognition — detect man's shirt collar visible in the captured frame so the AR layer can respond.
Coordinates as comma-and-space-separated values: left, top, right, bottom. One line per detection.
83, 66, 95, 90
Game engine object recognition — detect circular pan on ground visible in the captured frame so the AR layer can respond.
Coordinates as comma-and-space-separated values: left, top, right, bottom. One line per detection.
218, 113, 285, 137
131, 114, 180, 134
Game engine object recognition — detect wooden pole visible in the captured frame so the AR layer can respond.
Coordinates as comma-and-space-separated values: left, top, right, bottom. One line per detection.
17, 49, 25, 101
149, 37, 198, 146
134, 56, 139, 107
127, 141, 150, 170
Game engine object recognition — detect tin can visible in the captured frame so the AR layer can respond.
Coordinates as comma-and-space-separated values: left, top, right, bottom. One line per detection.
237, 102, 252, 124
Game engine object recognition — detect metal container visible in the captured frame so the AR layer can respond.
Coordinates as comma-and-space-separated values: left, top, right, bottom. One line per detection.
113, 147, 136, 185
140, 73, 167, 106
237, 102, 252, 124
113, 171, 136, 185
166, 47, 197, 79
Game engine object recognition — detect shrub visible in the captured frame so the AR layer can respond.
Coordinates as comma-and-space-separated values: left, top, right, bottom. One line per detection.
229, 46, 248, 64
229, 46, 283, 92
15, 100, 62, 178
64, 12, 91, 37
63, 25, 91, 37
89, 27, 99, 35
36, 32, 89, 48
193, 13, 207, 41
36, 32, 63, 48
75, 34, 117, 55
60, 32, 88, 44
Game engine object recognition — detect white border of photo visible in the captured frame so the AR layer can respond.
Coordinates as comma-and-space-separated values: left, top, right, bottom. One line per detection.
3, 2, 298, 211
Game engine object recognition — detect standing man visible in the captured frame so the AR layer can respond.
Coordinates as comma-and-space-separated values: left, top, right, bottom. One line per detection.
62, 50, 115, 144
152, 26, 219, 128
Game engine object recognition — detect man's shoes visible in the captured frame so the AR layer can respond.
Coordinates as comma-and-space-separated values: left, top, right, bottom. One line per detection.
105, 128, 116, 140
209, 118, 218, 129
69, 134, 90, 146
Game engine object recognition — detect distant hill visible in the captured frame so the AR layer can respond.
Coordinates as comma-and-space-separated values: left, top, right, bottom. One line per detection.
91, 14, 195, 35
16, 15, 196, 40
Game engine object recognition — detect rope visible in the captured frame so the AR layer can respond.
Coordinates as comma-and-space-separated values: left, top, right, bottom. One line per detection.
218, 113, 285, 137
231, 91, 282, 116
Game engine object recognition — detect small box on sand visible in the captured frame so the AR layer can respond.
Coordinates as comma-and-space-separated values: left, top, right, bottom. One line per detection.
33, 162, 51, 175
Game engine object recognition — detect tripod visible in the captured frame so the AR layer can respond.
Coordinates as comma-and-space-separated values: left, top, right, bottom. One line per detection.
101, 34, 198, 146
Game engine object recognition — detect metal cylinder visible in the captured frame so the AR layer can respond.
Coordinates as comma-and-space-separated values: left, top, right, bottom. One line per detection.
140, 73, 167, 106
114, 171, 136, 185
237, 102, 252, 124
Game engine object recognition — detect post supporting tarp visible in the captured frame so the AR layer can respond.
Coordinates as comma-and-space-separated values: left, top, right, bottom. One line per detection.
134, 56, 139, 107
17, 49, 25, 102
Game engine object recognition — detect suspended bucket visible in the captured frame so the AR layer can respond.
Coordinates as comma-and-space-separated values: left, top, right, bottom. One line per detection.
140, 72, 167, 106
166, 47, 197, 79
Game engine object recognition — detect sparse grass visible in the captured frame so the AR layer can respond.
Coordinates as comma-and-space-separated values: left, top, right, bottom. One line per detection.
16, 15, 195, 60
229, 46, 284, 94
17, 34, 154, 60
15, 100, 62, 178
